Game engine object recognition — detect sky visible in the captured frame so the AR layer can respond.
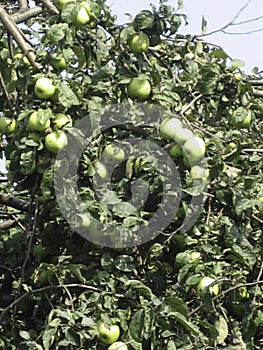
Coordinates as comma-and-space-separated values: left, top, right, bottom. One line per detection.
106, 0, 263, 73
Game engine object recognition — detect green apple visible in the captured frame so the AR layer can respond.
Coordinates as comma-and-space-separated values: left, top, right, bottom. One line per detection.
190, 165, 209, 180
128, 32, 150, 53
45, 131, 68, 153
86, 161, 108, 179
127, 77, 151, 100
102, 144, 125, 163
108, 341, 128, 350
73, 5, 90, 27
34, 77, 56, 99
182, 136, 206, 163
97, 320, 120, 345
259, 196, 263, 204
53, 113, 72, 128
231, 109, 252, 129
28, 111, 51, 132
0, 117, 16, 135
33, 244, 47, 260
54, 0, 75, 10
173, 128, 194, 146
159, 117, 183, 141
51, 56, 68, 70
197, 276, 219, 296
168, 144, 182, 158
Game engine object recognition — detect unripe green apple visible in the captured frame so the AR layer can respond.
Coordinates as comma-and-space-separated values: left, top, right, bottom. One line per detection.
128, 32, 150, 53
108, 341, 128, 350
45, 131, 68, 153
168, 144, 183, 158
94, 161, 108, 179
159, 117, 182, 141
97, 320, 120, 345
173, 128, 194, 146
73, 5, 90, 27
127, 77, 151, 100
34, 77, 56, 99
233, 72, 242, 81
28, 111, 51, 132
231, 109, 252, 129
197, 276, 219, 296
102, 144, 125, 163
79, 214, 91, 228
51, 56, 68, 70
182, 136, 206, 163
0, 117, 16, 135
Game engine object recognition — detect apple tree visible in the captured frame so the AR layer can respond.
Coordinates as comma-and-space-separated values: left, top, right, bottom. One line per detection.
0, 0, 263, 349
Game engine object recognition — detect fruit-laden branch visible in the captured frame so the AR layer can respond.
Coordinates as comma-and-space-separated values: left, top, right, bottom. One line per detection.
0, 193, 33, 213
0, 6, 41, 70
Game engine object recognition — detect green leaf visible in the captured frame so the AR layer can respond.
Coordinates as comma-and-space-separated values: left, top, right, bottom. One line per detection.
47, 23, 69, 43
230, 59, 244, 69
126, 280, 153, 300
129, 309, 145, 342
215, 315, 228, 344
115, 255, 135, 272
133, 10, 155, 31
58, 84, 79, 108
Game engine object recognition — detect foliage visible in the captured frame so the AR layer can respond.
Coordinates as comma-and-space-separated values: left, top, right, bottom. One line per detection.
0, 0, 263, 349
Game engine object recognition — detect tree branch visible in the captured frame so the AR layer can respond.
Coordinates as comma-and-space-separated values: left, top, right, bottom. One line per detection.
18, 0, 28, 11
11, 6, 43, 24
0, 6, 41, 70
246, 79, 263, 86
0, 193, 33, 213
0, 220, 17, 230
252, 88, 263, 97
41, 0, 59, 15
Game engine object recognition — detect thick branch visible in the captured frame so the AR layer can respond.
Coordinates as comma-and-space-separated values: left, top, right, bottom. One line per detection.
0, 193, 33, 213
252, 88, 263, 97
18, 0, 28, 11
246, 79, 263, 86
11, 6, 43, 24
0, 6, 41, 70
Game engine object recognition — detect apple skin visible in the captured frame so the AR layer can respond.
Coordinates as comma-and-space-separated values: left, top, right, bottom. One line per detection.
97, 320, 120, 345
0, 117, 16, 135
102, 144, 125, 163
197, 276, 219, 296
190, 251, 201, 263
28, 112, 51, 132
73, 6, 90, 27
159, 117, 183, 141
127, 77, 151, 100
108, 341, 128, 350
128, 32, 150, 53
231, 110, 252, 129
182, 136, 206, 164
34, 77, 56, 99
51, 56, 68, 70
44, 131, 68, 153
168, 144, 182, 158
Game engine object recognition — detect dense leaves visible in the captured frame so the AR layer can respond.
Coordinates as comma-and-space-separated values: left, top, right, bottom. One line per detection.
0, 0, 263, 349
